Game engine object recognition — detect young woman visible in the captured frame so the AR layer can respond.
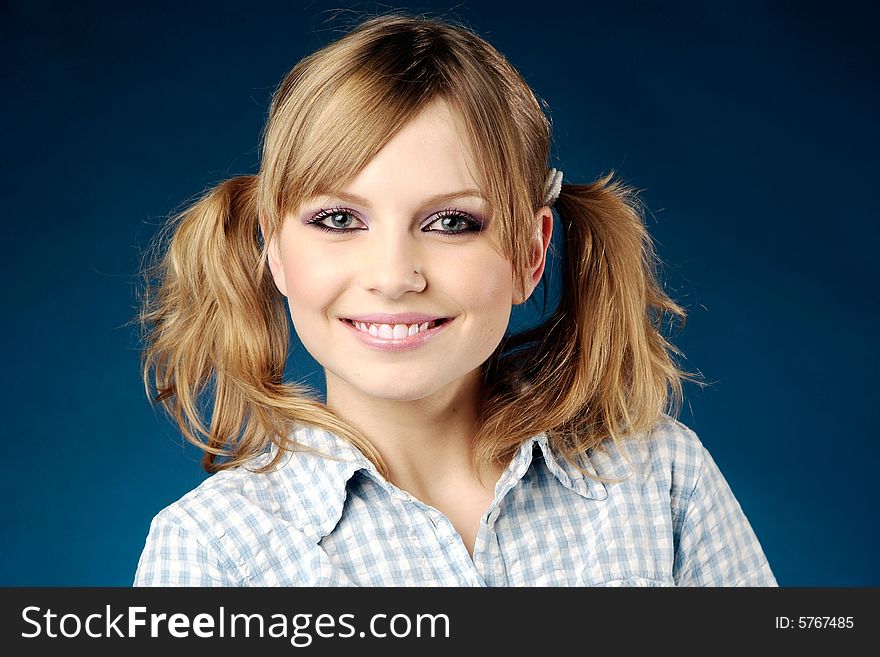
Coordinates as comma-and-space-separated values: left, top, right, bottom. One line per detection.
133, 13, 776, 586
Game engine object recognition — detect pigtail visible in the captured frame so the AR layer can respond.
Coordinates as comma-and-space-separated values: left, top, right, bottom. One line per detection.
137, 175, 289, 471
478, 172, 703, 472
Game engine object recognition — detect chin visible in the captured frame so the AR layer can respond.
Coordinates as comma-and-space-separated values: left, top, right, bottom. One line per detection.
331, 369, 448, 401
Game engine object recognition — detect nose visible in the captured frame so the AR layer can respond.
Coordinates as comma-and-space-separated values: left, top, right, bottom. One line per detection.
357, 230, 427, 298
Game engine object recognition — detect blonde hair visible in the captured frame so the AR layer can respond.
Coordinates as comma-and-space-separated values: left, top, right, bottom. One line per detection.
136, 11, 703, 480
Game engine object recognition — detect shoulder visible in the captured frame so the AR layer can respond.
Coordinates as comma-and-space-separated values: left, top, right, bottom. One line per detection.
148, 450, 302, 540
590, 415, 777, 586
151, 436, 358, 536
587, 413, 708, 496
135, 438, 359, 586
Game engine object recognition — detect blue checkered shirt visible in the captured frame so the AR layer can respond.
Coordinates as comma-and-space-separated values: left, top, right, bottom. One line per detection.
134, 415, 777, 586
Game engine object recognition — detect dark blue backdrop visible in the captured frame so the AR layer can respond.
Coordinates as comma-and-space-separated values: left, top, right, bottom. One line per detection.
2, 0, 876, 586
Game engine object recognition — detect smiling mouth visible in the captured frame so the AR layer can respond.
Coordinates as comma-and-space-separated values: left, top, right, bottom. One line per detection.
340, 317, 451, 333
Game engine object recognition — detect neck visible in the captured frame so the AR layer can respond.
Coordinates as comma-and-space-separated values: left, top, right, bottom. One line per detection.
324, 368, 495, 498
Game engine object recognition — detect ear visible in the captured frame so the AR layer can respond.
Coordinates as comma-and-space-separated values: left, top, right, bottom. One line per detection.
265, 231, 288, 297
512, 206, 553, 305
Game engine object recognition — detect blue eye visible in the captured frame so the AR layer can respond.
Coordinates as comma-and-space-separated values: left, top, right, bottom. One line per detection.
306, 206, 483, 236
429, 211, 480, 234
308, 207, 364, 233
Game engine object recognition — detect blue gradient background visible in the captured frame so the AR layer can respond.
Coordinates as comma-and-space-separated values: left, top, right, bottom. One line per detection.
2, 0, 876, 586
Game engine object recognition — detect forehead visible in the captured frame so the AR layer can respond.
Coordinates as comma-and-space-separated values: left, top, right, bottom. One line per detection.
332, 100, 482, 202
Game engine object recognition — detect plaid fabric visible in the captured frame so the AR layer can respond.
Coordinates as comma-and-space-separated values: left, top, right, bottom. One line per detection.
134, 415, 776, 586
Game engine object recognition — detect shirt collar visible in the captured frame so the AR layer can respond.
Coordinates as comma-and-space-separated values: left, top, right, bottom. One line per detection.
505, 432, 609, 502
267, 422, 608, 541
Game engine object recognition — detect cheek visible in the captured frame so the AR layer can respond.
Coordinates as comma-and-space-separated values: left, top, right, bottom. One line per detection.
459, 257, 514, 332
280, 246, 338, 344
280, 241, 337, 308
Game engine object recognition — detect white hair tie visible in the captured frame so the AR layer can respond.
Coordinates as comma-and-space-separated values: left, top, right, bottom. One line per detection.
543, 167, 563, 206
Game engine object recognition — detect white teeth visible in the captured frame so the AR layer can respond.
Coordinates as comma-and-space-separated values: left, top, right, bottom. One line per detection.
351, 321, 436, 338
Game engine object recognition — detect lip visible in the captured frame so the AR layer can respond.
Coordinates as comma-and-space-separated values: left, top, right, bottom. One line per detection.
339, 316, 454, 352
341, 312, 449, 325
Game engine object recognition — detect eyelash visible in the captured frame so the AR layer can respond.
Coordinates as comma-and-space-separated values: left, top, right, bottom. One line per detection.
306, 206, 483, 237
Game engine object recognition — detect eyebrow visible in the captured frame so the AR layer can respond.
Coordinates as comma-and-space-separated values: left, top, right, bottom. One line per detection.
319, 189, 487, 208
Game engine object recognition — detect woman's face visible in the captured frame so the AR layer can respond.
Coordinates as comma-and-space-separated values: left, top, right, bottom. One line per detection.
268, 99, 542, 405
